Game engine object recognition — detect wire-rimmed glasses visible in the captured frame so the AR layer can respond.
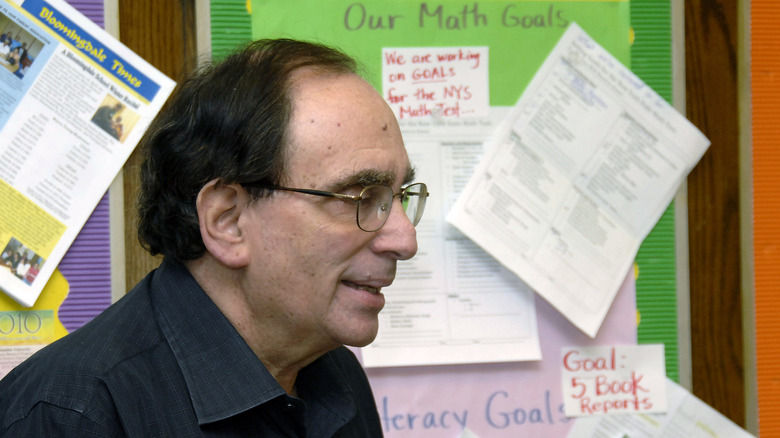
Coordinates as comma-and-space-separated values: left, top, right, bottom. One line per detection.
244, 182, 428, 232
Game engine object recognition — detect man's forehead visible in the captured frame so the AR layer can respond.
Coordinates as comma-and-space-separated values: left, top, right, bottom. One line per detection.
284, 69, 412, 187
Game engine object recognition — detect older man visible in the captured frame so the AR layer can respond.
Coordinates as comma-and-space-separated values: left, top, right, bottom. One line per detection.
0, 39, 427, 437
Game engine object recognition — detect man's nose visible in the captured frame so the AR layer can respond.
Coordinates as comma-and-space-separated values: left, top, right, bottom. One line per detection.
370, 198, 418, 260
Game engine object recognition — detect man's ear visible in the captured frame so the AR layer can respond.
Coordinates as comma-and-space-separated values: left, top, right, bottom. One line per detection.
196, 179, 251, 268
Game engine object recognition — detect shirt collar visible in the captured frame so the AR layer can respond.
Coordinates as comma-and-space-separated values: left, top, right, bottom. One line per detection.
150, 260, 285, 424
298, 353, 358, 435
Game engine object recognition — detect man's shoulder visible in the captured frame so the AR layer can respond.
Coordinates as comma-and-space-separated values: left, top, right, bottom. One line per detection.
48, 272, 163, 366
0, 273, 169, 428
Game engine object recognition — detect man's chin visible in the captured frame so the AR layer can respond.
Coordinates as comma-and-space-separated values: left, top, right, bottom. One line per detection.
342, 327, 379, 348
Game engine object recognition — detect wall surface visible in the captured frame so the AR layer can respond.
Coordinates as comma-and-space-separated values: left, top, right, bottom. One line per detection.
115, 0, 748, 429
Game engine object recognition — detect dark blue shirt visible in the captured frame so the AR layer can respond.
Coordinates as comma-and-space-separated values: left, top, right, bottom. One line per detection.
0, 260, 383, 437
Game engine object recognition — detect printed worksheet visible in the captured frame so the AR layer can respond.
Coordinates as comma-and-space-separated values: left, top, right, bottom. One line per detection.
448, 23, 709, 337
361, 45, 541, 367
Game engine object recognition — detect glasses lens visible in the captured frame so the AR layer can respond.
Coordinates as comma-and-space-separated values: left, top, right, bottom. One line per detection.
356, 185, 393, 232
402, 183, 427, 226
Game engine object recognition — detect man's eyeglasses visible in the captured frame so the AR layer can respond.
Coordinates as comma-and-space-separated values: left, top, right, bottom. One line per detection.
244, 182, 429, 232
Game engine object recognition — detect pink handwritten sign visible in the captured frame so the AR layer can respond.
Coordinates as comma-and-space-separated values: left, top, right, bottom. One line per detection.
382, 47, 489, 120
561, 344, 667, 417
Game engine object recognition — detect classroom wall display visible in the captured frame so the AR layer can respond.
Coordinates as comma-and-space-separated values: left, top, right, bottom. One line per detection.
207, 0, 676, 436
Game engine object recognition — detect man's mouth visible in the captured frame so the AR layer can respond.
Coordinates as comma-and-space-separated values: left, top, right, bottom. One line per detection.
342, 280, 381, 294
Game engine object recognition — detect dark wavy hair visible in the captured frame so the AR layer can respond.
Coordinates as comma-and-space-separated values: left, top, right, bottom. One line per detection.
136, 39, 357, 262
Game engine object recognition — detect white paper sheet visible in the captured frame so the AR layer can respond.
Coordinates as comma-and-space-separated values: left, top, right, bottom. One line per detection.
447, 23, 709, 337
361, 43, 542, 367
561, 344, 667, 417
566, 379, 755, 438
362, 109, 542, 367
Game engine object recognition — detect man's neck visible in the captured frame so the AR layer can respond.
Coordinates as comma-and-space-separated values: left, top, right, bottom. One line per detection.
185, 255, 329, 395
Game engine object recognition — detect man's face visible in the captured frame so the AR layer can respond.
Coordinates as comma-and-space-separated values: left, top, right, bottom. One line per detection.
241, 71, 418, 353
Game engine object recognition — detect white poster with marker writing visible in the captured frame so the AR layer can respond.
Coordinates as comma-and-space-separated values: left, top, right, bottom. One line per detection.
361, 45, 542, 367
560, 344, 667, 417
382, 46, 489, 119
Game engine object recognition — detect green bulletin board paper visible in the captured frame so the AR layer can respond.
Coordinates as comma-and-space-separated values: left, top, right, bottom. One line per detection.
251, 0, 630, 106
629, 0, 679, 383
210, 0, 252, 58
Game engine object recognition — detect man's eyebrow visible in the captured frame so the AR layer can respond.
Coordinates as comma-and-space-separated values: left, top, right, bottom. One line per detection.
334, 166, 417, 188
340, 169, 395, 187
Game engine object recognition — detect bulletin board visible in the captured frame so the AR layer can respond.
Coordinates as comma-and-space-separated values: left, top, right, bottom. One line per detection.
207, 1, 676, 436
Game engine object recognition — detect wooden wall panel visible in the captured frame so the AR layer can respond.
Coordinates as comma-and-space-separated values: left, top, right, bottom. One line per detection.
685, 0, 744, 427
117, 0, 196, 289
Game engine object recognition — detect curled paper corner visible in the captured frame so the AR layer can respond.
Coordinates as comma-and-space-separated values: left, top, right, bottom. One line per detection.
458, 427, 480, 438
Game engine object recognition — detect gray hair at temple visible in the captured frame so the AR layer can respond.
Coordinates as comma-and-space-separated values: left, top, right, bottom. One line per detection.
136, 39, 358, 262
